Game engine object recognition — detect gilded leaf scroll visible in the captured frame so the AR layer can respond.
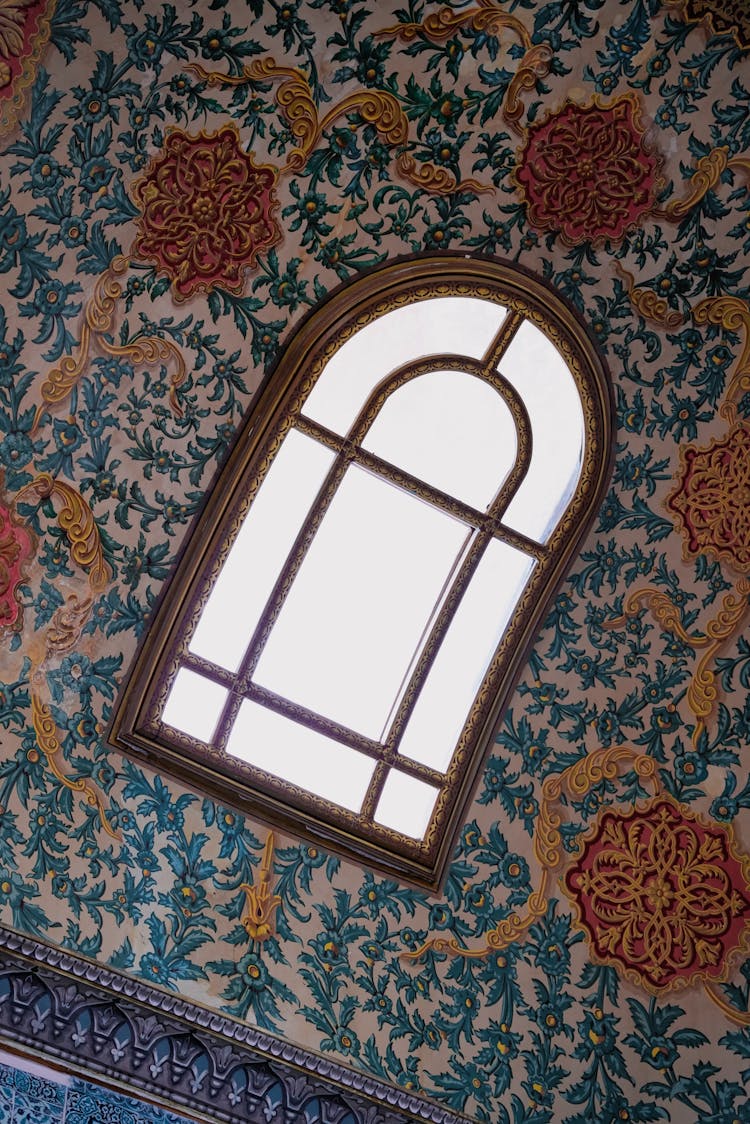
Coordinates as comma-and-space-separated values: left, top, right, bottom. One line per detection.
30, 688, 120, 841
240, 832, 282, 942
17, 473, 111, 591
33, 254, 187, 429
187, 57, 492, 196
13, 475, 118, 837
374, 2, 553, 135
405, 748, 657, 962
605, 584, 750, 746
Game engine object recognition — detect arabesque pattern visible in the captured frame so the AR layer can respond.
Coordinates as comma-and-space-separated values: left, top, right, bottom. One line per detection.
131, 124, 281, 300
565, 795, 750, 992
514, 95, 659, 245
669, 423, 750, 573
1, 1, 750, 1122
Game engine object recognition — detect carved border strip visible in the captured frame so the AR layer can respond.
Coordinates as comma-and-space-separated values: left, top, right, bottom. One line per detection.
0, 924, 469, 1124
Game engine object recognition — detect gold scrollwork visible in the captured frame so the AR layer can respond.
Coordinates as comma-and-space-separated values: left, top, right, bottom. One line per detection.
605, 584, 750, 744
377, 3, 530, 47
692, 296, 750, 422
536, 746, 658, 870
704, 979, 750, 1026
188, 58, 491, 196
503, 43, 554, 135
376, 3, 531, 48
240, 832, 282, 942
615, 262, 684, 330
17, 474, 111, 591
660, 0, 750, 52
653, 146, 729, 221
728, 155, 750, 181
404, 747, 656, 962
375, 5, 553, 137
189, 58, 318, 173
44, 593, 94, 658
30, 689, 120, 840
33, 255, 187, 430
403, 873, 550, 962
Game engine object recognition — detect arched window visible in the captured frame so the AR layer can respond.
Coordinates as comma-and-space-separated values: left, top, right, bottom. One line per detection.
110, 256, 613, 890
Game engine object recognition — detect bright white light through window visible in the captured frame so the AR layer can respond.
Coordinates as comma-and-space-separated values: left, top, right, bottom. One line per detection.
162, 668, 228, 743
375, 771, 440, 838
189, 430, 334, 672
304, 297, 506, 435
397, 540, 536, 772
253, 466, 469, 738
362, 370, 517, 511
113, 259, 611, 890
227, 700, 375, 811
500, 320, 585, 541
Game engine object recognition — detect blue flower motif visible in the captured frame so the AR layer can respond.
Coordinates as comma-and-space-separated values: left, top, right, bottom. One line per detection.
80, 156, 114, 195
29, 154, 64, 196
140, 952, 172, 985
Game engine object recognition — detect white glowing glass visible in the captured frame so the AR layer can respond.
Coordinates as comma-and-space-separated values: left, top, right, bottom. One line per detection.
499, 320, 584, 541
304, 298, 506, 435
189, 430, 335, 672
162, 667, 228, 743
374, 770, 439, 839
253, 466, 470, 739
397, 539, 535, 772
362, 370, 517, 510
227, 700, 375, 811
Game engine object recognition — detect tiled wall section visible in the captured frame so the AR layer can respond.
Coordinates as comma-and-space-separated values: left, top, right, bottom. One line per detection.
0, 1052, 191, 1124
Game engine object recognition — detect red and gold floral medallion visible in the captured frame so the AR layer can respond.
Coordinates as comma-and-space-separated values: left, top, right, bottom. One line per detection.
131, 124, 281, 301
0, 476, 35, 630
667, 423, 750, 574
0, 0, 56, 136
514, 94, 660, 246
564, 795, 750, 992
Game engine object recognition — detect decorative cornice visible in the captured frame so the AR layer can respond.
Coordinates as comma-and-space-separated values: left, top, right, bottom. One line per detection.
0, 923, 468, 1124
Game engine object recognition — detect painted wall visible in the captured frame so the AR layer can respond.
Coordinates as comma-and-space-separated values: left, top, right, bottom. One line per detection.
1, 1, 750, 1120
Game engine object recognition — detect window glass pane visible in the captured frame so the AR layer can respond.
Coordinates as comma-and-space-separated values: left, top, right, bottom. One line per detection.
499, 320, 584, 541
397, 540, 535, 772
304, 298, 506, 435
253, 466, 471, 739
189, 430, 335, 672
362, 370, 517, 510
162, 667, 228, 743
374, 770, 440, 839
227, 700, 375, 811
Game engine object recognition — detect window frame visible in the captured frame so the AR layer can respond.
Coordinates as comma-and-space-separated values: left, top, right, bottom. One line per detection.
109, 254, 614, 891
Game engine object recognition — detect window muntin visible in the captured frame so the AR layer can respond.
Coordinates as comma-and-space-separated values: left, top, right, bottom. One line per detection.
500, 320, 585, 541
303, 296, 506, 433
252, 466, 470, 738
361, 370, 518, 510
188, 430, 335, 673
109, 257, 613, 890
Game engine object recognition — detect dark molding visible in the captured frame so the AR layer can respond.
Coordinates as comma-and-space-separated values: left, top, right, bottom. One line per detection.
0, 924, 468, 1124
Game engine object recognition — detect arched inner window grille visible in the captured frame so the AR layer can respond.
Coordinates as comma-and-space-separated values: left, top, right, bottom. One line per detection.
110, 257, 612, 890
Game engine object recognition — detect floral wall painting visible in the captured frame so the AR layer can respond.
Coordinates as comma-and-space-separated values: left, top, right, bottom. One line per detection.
514, 95, 661, 247
564, 794, 750, 994
668, 0, 750, 50
0, 0, 55, 137
1, 0, 750, 1121
668, 423, 750, 574
130, 124, 282, 301
0, 475, 35, 630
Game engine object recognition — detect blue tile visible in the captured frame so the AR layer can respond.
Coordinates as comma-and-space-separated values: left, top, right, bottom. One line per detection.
11, 1091, 64, 1124
0, 1085, 14, 1122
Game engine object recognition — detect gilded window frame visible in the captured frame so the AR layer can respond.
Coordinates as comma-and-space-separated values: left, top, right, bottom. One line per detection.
108, 254, 614, 891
